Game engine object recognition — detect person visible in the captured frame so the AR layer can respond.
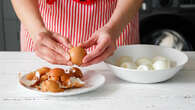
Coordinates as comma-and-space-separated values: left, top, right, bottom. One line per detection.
11, 0, 142, 66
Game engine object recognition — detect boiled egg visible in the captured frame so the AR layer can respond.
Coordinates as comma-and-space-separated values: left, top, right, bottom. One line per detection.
135, 57, 152, 66
152, 56, 169, 63
116, 56, 132, 66
120, 62, 137, 69
137, 64, 153, 71
69, 47, 87, 66
152, 60, 170, 70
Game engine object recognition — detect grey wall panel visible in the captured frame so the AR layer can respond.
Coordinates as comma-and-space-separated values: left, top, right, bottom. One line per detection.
4, 20, 20, 51
2, 0, 21, 51
3, 0, 18, 20
0, 0, 5, 51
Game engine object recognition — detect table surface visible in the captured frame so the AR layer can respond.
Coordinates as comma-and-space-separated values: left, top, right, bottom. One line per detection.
0, 52, 195, 110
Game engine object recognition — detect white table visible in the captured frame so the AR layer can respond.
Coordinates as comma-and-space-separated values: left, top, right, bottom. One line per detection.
0, 52, 195, 110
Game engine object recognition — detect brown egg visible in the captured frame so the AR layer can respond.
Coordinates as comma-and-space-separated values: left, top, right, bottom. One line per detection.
41, 80, 64, 92
70, 67, 83, 78
37, 67, 50, 76
69, 47, 87, 66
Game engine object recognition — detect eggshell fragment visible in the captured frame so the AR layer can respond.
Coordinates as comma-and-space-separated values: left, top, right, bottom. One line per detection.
20, 73, 39, 87
41, 80, 64, 92
36, 67, 50, 76
70, 67, 83, 78
47, 68, 65, 81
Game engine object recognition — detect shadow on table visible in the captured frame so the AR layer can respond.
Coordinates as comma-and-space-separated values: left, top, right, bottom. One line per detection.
165, 70, 195, 84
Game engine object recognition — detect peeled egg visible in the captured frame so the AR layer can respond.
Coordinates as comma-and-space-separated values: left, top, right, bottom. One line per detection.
152, 60, 170, 70
120, 62, 137, 69
137, 64, 153, 71
152, 56, 169, 63
69, 47, 87, 66
116, 56, 132, 66
135, 57, 152, 66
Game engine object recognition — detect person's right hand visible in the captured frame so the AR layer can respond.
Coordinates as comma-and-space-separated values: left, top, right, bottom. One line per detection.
33, 31, 73, 65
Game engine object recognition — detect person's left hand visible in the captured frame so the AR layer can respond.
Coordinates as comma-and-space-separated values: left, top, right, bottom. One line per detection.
79, 26, 119, 66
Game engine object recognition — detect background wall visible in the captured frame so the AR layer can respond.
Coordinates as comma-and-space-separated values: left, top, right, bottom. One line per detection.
0, 0, 20, 51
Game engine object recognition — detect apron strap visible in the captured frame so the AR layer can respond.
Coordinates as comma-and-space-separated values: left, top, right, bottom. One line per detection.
47, 0, 95, 5
46, 0, 56, 4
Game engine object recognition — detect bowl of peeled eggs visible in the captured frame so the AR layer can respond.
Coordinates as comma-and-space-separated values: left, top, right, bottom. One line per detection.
105, 44, 188, 83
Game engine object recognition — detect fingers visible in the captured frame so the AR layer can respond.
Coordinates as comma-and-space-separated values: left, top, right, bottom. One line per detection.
82, 38, 109, 63
79, 35, 97, 48
37, 32, 70, 59
52, 33, 73, 49
35, 44, 72, 65
81, 45, 115, 66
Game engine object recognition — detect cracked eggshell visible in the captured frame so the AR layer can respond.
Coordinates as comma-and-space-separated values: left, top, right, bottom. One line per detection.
41, 80, 64, 92
19, 73, 39, 87
36, 67, 50, 76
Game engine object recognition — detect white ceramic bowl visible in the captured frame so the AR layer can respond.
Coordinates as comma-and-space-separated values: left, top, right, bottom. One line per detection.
105, 45, 188, 83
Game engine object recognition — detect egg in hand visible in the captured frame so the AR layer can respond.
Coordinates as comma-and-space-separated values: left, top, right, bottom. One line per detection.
69, 47, 87, 66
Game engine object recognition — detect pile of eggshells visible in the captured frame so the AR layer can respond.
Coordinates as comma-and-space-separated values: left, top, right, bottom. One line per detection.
116, 56, 172, 71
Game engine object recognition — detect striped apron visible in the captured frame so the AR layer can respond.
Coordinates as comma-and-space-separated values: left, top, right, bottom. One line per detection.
20, 0, 140, 52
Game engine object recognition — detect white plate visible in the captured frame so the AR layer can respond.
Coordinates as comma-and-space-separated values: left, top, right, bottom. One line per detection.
18, 70, 105, 96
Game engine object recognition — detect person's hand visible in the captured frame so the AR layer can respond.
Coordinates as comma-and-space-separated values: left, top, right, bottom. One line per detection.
79, 26, 119, 66
33, 31, 73, 65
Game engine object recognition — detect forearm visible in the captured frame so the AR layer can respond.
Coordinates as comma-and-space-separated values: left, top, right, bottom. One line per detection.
105, 0, 143, 39
11, 0, 46, 41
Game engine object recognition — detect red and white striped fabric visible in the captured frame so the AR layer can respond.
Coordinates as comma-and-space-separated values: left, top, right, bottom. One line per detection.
20, 0, 139, 52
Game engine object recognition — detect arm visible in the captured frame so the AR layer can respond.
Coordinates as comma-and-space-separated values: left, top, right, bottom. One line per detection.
105, 0, 143, 40
11, 0, 73, 65
11, 0, 46, 41
80, 0, 143, 66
